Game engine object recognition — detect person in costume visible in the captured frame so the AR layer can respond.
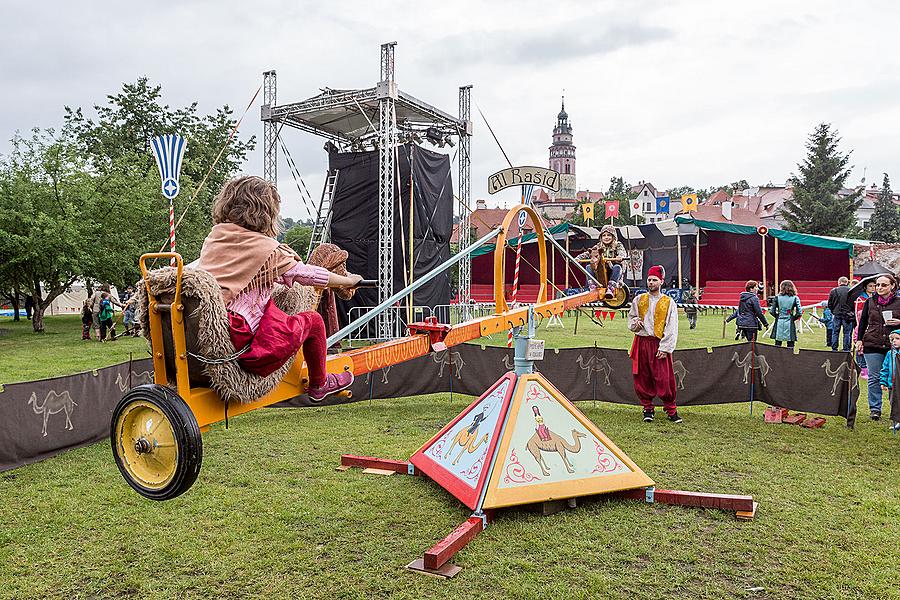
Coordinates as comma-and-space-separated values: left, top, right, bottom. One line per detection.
769, 280, 802, 348
628, 265, 682, 423
197, 175, 360, 402
575, 225, 626, 299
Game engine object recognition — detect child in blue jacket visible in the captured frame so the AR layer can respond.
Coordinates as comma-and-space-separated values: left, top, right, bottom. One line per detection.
879, 329, 900, 432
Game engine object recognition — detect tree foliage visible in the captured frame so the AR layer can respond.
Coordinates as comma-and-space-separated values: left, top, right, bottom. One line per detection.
866, 173, 900, 242
0, 79, 255, 331
781, 123, 862, 235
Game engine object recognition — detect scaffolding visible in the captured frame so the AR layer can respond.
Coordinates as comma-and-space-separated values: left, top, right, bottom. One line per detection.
261, 42, 472, 340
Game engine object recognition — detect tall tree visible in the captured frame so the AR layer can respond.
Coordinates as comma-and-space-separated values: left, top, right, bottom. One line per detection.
781, 123, 862, 235
867, 173, 900, 242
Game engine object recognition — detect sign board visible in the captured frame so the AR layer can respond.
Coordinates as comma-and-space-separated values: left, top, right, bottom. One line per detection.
526, 339, 545, 361
488, 166, 560, 195
151, 134, 187, 200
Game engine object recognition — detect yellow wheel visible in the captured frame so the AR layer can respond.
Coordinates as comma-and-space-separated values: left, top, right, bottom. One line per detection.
111, 384, 202, 500
602, 284, 630, 309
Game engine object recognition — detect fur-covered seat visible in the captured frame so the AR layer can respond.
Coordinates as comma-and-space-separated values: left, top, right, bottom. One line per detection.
137, 267, 320, 404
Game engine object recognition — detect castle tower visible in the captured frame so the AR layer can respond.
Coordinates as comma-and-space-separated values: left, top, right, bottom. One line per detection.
548, 96, 577, 199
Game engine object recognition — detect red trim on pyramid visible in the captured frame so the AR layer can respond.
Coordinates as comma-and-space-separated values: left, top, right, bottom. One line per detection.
410, 372, 517, 510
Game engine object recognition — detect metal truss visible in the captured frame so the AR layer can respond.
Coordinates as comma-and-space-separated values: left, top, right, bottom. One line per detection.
260, 43, 470, 341
377, 42, 398, 340
457, 85, 473, 304
262, 70, 277, 184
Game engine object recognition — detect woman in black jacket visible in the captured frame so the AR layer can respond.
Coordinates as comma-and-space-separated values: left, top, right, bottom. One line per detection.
726, 280, 769, 341
855, 273, 900, 420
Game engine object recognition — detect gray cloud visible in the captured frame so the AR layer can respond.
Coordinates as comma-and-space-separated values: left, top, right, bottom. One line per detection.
424, 17, 673, 70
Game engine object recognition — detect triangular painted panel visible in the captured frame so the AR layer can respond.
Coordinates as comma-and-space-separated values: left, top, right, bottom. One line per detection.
410, 372, 517, 510
482, 373, 653, 509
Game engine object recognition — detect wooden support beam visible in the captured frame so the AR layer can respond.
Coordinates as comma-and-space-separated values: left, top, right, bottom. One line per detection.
423, 515, 488, 570
613, 487, 755, 514
339, 454, 418, 475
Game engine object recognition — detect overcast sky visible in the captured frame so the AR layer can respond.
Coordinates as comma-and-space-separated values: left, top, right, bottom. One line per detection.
2, 0, 899, 219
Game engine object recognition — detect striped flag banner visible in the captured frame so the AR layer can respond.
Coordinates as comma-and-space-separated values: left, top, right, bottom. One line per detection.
151, 134, 187, 265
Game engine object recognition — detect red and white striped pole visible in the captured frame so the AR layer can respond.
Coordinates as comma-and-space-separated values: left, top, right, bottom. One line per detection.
507, 230, 523, 348
169, 198, 176, 266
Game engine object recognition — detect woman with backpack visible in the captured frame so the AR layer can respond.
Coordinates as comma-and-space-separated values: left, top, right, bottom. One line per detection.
726, 280, 769, 341
98, 292, 115, 341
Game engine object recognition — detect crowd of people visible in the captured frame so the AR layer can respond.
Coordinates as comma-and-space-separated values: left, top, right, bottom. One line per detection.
80, 284, 140, 342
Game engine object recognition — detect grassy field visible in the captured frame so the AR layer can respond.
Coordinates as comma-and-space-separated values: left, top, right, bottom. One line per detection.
1, 312, 898, 599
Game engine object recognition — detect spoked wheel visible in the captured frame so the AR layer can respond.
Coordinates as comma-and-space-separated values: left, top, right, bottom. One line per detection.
111, 384, 202, 500
602, 284, 630, 309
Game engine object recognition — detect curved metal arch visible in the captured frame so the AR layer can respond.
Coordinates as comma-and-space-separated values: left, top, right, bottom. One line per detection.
493, 205, 548, 314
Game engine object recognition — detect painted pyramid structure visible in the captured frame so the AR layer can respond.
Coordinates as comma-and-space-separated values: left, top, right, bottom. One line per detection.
410, 372, 653, 510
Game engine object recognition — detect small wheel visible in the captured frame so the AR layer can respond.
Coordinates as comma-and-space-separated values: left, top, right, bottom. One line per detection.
602, 284, 630, 309
111, 384, 202, 500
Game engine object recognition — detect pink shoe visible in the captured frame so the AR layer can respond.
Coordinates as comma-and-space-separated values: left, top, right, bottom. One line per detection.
860, 367, 868, 380
308, 371, 354, 402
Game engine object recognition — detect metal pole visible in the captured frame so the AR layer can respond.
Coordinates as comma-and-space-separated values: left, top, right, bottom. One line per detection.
695, 229, 700, 293
774, 237, 779, 291
408, 150, 415, 324
377, 42, 398, 340
565, 233, 571, 290
327, 227, 502, 347
457, 85, 473, 304
677, 231, 683, 287
761, 234, 767, 296
262, 70, 277, 184
513, 306, 536, 375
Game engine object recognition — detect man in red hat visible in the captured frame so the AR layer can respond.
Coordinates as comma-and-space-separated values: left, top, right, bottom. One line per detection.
628, 265, 682, 423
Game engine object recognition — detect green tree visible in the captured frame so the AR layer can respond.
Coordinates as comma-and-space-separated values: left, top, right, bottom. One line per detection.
0, 129, 102, 332
63, 78, 256, 287
283, 224, 313, 258
781, 123, 862, 235
867, 173, 900, 242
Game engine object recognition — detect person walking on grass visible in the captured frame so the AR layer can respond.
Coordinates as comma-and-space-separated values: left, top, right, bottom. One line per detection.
856, 274, 900, 421
628, 265, 682, 424
725, 280, 769, 342
98, 292, 115, 341
769, 280, 802, 348
827, 276, 855, 352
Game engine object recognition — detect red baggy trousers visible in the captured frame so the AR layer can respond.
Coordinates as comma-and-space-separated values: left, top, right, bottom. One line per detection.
631, 335, 678, 416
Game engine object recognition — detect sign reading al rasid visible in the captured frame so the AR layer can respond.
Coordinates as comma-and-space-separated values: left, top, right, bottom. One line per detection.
488, 166, 560, 195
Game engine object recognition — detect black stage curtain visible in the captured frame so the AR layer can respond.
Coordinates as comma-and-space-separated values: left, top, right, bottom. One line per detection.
328, 144, 452, 330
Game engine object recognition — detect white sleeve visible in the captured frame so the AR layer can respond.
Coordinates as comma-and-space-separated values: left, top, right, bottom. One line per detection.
659, 298, 679, 353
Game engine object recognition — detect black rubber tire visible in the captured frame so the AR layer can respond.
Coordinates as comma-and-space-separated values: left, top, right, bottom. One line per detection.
602, 284, 631, 309
110, 384, 203, 501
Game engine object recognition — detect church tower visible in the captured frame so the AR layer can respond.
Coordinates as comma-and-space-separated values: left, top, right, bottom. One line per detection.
548, 96, 577, 199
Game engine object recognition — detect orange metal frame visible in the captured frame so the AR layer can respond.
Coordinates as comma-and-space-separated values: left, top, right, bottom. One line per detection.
138, 206, 602, 430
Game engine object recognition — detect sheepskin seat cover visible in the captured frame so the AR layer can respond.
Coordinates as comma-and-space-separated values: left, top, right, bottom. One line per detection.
137, 266, 319, 404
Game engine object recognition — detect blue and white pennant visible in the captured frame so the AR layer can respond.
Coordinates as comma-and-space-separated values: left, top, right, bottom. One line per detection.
151, 134, 187, 200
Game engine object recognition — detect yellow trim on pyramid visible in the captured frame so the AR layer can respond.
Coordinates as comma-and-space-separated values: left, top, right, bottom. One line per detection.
482, 373, 653, 509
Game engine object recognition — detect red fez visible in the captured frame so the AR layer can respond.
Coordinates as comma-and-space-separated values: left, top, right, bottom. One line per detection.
647, 265, 665, 280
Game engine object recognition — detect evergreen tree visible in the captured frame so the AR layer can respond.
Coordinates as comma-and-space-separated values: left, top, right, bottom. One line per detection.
781, 123, 861, 235
867, 173, 900, 242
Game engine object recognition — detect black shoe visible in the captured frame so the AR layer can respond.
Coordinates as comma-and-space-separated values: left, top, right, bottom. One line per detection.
870, 412, 881, 421
642, 410, 654, 423
668, 412, 684, 423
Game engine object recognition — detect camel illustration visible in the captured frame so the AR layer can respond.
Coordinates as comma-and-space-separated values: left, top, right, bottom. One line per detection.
114, 370, 153, 392
822, 359, 858, 396
433, 350, 464, 378
364, 365, 391, 385
575, 354, 612, 385
27, 390, 78, 437
502, 354, 540, 373
731, 350, 770, 386
673, 360, 688, 390
445, 403, 493, 465
527, 407, 587, 476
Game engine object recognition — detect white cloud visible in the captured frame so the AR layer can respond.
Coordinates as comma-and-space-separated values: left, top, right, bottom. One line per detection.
2, 0, 899, 219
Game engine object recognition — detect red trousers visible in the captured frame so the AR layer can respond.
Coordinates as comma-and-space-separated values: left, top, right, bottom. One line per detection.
631, 335, 678, 415
229, 304, 327, 384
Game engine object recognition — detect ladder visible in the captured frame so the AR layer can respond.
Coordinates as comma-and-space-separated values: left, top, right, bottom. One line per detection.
307, 169, 339, 259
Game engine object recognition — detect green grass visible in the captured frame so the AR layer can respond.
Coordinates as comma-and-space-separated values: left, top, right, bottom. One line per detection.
0, 314, 147, 385
1, 312, 898, 599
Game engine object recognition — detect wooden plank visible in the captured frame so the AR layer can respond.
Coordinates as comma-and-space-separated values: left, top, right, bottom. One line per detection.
339, 454, 416, 475
736, 501, 759, 521
362, 468, 395, 476
423, 517, 484, 570
406, 558, 462, 579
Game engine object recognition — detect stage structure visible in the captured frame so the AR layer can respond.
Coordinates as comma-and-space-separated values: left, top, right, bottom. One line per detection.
261, 42, 473, 340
